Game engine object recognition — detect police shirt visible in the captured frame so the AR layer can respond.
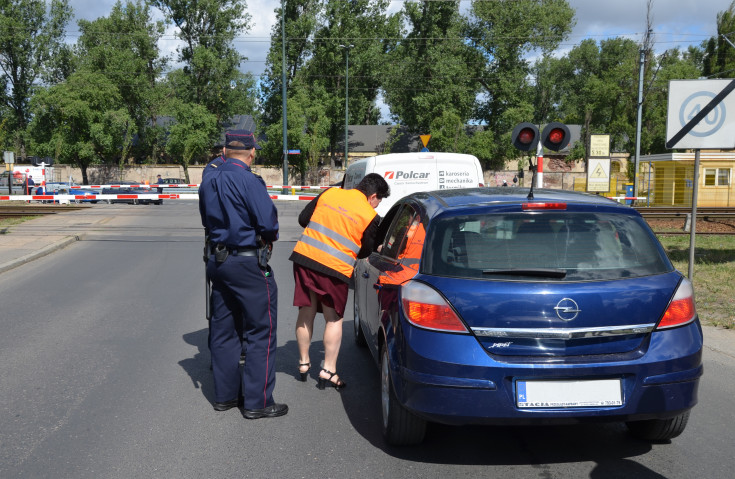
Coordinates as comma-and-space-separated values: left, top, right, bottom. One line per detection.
199, 157, 278, 249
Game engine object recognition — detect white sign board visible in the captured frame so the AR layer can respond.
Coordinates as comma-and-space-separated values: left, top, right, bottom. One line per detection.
666, 79, 735, 149
587, 158, 611, 193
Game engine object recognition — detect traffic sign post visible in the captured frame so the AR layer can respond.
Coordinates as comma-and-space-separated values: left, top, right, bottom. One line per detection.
665, 79, 735, 280
666, 79, 735, 149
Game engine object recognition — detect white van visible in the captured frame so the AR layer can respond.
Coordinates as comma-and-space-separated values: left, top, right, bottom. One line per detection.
342, 152, 484, 216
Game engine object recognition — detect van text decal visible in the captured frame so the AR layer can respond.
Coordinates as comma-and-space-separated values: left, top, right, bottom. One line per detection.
384, 171, 430, 180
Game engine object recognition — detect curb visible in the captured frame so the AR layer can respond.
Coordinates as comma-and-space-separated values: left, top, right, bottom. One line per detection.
0, 234, 85, 274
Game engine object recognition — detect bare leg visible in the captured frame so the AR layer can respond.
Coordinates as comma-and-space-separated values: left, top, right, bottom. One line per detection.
295, 291, 318, 373
320, 303, 344, 384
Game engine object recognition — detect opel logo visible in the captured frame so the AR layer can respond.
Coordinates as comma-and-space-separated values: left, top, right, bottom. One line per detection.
554, 298, 581, 321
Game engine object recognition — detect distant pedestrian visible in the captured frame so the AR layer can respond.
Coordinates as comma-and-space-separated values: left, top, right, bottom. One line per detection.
25, 175, 35, 195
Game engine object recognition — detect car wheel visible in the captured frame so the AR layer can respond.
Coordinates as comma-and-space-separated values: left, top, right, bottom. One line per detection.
133, 199, 139, 205
106, 199, 111, 204
626, 411, 690, 441
381, 345, 426, 446
353, 293, 367, 347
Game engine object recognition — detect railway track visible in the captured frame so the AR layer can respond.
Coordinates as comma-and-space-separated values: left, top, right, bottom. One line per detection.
0, 204, 90, 216
635, 206, 735, 220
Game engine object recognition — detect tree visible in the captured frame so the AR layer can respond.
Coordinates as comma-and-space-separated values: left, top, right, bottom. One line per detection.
261, 83, 330, 184
151, 0, 256, 125
27, 70, 133, 184
163, 101, 218, 182
382, 1, 478, 133
468, 0, 574, 166
540, 38, 640, 169
260, 0, 320, 129
0, 0, 72, 153
76, 0, 168, 162
702, 1, 735, 78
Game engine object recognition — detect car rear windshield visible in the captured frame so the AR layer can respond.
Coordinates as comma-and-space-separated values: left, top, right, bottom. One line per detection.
424, 212, 672, 281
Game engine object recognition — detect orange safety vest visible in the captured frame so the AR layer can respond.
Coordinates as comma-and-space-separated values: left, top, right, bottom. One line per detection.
293, 188, 377, 279
380, 220, 425, 286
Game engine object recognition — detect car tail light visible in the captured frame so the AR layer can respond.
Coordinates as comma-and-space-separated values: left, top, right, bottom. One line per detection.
401, 281, 468, 333
522, 202, 567, 210
656, 278, 697, 330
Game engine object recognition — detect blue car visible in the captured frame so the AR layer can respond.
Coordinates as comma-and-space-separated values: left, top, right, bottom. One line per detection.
353, 188, 702, 445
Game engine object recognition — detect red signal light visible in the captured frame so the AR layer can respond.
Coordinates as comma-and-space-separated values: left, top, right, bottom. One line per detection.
511, 122, 539, 151
548, 128, 564, 144
519, 128, 535, 145
541, 122, 571, 151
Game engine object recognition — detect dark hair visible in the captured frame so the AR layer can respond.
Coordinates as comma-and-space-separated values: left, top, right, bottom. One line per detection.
355, 173, 390, 199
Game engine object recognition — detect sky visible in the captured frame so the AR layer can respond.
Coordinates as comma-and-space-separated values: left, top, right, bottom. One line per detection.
62, 0, 733, 120
64, 0, 733, 74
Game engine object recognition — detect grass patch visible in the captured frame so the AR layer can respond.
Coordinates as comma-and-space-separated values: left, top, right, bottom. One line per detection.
658, 234, 735, 329
0, 216, 41, 230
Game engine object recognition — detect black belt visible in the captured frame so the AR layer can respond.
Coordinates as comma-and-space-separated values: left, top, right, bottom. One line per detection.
208, 242, 257, 256
230, 249, 257, 257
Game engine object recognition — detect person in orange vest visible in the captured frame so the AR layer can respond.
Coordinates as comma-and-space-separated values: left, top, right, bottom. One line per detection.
290, 173, 390, 390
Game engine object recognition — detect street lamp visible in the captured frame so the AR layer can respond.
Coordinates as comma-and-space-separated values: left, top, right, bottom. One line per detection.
339, 44, 354, 168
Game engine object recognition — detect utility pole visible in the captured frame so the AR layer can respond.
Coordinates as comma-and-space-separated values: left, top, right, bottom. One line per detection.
281, 0, 289, 194
339, 44, 354, 168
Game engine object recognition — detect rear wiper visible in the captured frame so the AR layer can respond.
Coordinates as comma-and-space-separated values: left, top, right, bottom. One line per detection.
482, 268, 567, 278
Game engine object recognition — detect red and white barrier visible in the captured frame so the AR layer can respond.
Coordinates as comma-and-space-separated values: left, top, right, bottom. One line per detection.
1, 193, 316, 202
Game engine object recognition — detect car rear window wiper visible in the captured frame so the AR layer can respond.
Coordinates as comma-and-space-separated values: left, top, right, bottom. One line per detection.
481, 268, 567, 278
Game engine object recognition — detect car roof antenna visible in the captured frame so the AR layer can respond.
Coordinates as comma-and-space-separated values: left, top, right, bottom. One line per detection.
527, 155, 536, 201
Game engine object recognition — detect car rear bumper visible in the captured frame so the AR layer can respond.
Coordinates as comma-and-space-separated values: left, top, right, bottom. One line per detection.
390, 321, 703, 426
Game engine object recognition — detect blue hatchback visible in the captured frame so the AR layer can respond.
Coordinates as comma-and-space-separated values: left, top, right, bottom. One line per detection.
353, 188, 702, 445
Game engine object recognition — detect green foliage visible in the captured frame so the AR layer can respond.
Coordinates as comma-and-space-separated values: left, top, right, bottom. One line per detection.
27, 70, 133, 184
152, 0, 255, 125
703, 1, 735, 78
470, 0, 575, 165
261, 83, 331, 183
383, 1, 478, 133
163, 100, 218, 181
0, 0, 72, 146
76, 0, 168, 161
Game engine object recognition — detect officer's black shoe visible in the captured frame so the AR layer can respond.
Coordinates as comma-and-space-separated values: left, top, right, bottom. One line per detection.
213, 399, 239, 412
242, 403, 288, 419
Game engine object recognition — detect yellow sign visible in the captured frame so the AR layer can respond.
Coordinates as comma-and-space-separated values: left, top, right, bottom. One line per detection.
587, 158, 611, 192
420, 135, 431, 147
590, 134, 610, 158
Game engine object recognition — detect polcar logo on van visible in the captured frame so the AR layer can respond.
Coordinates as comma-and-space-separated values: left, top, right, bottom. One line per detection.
384, 171, 430, 180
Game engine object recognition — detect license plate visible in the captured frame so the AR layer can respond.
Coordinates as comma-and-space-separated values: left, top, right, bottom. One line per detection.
516, 379, 623, 408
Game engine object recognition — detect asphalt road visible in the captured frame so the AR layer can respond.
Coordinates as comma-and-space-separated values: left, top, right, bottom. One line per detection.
1, 200, 734, 479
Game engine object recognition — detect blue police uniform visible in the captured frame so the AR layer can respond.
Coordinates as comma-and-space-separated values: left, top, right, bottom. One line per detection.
199, 146, 281, 413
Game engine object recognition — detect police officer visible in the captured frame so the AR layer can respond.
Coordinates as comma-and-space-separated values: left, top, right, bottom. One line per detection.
199, 129, 287, 419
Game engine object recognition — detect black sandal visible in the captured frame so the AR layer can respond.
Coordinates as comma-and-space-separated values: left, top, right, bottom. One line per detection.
298, 362, 311, 382
317, 369, 346, 390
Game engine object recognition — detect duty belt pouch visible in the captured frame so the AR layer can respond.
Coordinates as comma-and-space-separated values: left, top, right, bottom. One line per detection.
214, 244, 229, 263
257, 244, 271, 270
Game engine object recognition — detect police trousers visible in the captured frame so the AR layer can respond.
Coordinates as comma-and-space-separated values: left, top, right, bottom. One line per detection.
207, 254, 278, 410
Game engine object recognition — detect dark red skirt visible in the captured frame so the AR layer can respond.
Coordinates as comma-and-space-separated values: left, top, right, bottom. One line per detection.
292, 263, 349, 318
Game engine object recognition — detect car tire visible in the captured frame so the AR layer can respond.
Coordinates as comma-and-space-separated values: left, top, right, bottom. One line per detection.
381, 345, 426, 446
353, 293, 367, 347
625, 410, 690, 441
133, 199, 139, 205
106, 199, 111, 204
